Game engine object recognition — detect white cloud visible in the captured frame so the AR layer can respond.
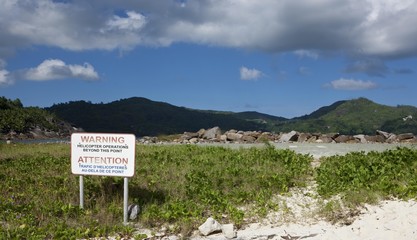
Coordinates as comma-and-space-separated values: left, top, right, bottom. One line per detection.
294, 50, 319, 59
0, 59, 12, 85
104, 11, 147, 32
328, 78, 378, 90
240, 67, 263, 81
0, 69, 11, 86
0, 0, 416, 76
21, 59, 99, 81
0, 0, 416, 59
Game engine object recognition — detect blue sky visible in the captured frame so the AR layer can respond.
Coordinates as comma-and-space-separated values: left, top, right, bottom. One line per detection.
1, 0, 417, 118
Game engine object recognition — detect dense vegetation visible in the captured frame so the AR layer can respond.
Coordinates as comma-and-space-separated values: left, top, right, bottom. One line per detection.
1, 96, 417, 138
48, 97, 417, 136
0, 97, 62, 137
1, 143, 416, 238
47, 97, 265, 136
273, 98, 417, 134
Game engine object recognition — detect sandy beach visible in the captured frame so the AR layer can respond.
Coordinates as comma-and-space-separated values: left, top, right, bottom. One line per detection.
189, 199, 417, 240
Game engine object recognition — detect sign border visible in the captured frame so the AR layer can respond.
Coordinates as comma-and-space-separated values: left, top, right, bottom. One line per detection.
71, 132, 136, 177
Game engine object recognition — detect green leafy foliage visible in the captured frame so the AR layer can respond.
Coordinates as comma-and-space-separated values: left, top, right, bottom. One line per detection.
135, 144, 312, 232
2, 142, 417, 238
316, 147, 417, 200
0, 143, 312, 237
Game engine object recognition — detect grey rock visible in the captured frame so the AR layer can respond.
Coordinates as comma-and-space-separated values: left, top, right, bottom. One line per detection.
397, 133, 415, 141
280, 131, 299, 142
198, 217, 222, 236
307, 135, 318, 143
334, 135, 354, 143
318, 135, 334, 143
241, 135, 256, 143
128, 204, 140, 220
354, 134, 367, 143
182, 132, 199, 140
365, 135, 385, 143
376, 130, 391, 139
220, 134, 228, 142
197, 128, 206, 138
226, 132, 243, 141
245, 131, 261, 138
298, 133, 312, 143
203, 127, 222, 140
222, 224, 237, 239
386, 134, 398, 143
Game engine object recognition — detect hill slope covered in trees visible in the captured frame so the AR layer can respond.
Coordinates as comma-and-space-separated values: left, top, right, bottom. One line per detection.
0, 97, 74, 139
1, 96, 416, 139
48, 97, 417, 136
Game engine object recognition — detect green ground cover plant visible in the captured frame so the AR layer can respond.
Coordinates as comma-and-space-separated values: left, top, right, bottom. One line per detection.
1, 142, 416, 238
0, 143, 312, 238
316, 147, 417, 207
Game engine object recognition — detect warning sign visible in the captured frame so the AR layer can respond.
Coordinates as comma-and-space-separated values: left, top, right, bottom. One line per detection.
71, 133, 136, 177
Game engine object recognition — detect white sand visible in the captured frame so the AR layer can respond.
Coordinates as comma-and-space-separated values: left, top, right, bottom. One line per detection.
227, 200, 417, 240
189, 190, 417, 240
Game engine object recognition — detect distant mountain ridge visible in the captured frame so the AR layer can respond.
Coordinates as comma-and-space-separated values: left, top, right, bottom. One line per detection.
274, 98, 417, 135
46, 97, 417, 136
46, 97, 270, 136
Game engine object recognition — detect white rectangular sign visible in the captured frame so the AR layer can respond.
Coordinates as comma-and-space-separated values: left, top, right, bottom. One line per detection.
71, 133, 136, 177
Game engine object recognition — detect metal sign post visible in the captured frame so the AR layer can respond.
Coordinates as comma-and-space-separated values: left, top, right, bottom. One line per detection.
71, 133, 136, 223
123, 177, 129, 225
80, 175, 84, 209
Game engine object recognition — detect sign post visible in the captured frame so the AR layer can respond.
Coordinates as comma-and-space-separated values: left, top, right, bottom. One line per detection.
71, 133, 136, 224
80, 176, 84, 209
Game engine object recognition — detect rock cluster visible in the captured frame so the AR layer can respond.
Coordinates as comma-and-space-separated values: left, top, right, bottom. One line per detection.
1, 124, 83, 140
139, 127, 417, 144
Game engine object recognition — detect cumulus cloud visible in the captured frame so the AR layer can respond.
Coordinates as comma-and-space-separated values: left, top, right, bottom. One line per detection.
328, 78, 378, 90
19, 59, 99, 81
240, 67, 264, 81
1, 0, 417, 59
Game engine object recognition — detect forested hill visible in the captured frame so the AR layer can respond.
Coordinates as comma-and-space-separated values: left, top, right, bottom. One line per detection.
274, 98, 417, 135
47, 97, 417, 136
0, 97, 74, 139
2, 96, 417, 139
46, 97, 272, 136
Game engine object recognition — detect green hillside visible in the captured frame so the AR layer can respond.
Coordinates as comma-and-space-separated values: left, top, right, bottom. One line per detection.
273, 98, 417, 134
47, 97, 266, 136
0, 97, 69, 139
2, 96, 416, 138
